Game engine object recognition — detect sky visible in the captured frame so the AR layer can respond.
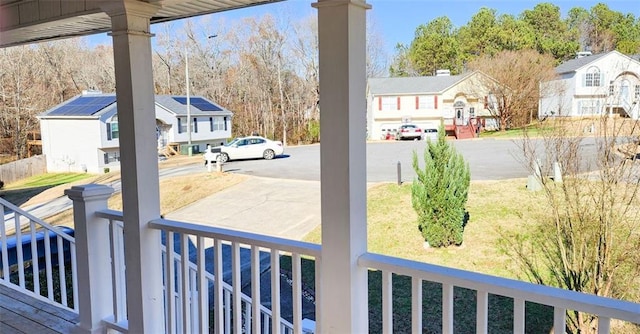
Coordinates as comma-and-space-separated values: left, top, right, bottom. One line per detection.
87, 0, 640, 56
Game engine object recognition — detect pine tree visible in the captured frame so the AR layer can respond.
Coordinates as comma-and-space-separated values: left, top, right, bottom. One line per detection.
411, 126, 470, 247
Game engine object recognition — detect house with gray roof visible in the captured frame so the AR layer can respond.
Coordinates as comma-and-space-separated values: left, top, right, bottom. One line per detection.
367, 71, 497, 140
539, 50, 640, 119
38, 91, 233, 173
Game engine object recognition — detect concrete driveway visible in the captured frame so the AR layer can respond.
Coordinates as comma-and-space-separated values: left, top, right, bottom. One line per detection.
167, 177, 321, 240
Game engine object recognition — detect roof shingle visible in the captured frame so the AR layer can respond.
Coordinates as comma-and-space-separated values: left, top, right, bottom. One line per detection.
368, 73, 472, 95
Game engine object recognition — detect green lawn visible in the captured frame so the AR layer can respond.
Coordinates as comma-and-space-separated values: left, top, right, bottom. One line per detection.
290, 179, 556, 333
0, 172, 95, 207
304, 179, 545, 278
480, 124, 554, 139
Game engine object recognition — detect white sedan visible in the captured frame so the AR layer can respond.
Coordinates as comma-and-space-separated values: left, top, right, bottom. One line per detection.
217, 136, 284, 163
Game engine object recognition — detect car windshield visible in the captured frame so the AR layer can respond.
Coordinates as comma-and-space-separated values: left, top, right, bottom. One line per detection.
225, 138, 240, 147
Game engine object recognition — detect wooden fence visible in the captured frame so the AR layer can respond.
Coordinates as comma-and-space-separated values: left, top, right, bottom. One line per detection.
0, 155, 46, 185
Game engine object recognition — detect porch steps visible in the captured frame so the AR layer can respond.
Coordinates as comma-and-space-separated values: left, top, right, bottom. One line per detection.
455, 125, 476, 139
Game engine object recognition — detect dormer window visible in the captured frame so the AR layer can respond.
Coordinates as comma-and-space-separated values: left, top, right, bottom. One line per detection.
585, 67, 602, 87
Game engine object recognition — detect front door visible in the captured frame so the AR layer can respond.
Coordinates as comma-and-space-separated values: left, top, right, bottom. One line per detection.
453, 100, 466, 125
621, 80, 630, 107
456, 108, 465, 125
156, 121, 170, 149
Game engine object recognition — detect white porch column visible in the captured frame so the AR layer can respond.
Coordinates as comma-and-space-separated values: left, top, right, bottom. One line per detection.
312, 0, 370, 333
101, 1, 164, 333
65, 184, 114, 334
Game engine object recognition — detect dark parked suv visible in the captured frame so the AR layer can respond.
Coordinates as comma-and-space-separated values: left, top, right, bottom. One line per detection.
394, 124, 423, 140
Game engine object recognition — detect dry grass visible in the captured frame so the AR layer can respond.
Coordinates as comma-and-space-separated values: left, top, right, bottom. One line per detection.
45, 172, 246, 229
27, 154, 244, 229
305, 179, 547, 279
107, 172, 247, 215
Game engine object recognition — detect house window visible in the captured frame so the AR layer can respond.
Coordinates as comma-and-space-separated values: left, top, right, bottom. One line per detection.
381, 96, 397, 111
635, 85, 640, 99
579, 100, 601, 115
487, 94, 499, 110
103, 151, 120, 164
209, 117, 226, 131
106, 115, 119, 140
585, 67, 602, 87
609, 83, 614, 96
417, 96, 434, 110
178, 117, 186, 134
193, 117, 198, 133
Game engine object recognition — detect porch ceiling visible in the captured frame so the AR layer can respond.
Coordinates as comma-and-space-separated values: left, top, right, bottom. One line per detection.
0, 0, 283, 48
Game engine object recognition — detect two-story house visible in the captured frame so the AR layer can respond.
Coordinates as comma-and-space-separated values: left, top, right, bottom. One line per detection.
38, 91, 233, 173
367, 70, 497, 140
539, 51, 640, 119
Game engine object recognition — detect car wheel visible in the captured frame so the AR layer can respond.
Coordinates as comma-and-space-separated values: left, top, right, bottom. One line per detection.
218, 152, 229, 163
263, 149, 275, 160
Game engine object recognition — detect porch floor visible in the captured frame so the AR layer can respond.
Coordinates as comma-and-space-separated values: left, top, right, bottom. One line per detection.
0, 284, 77, 334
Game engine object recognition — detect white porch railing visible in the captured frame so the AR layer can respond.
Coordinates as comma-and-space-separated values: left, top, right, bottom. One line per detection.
3, 186, 640, 333
0, 197, 78, 313
94, 209, 320, 334
359, 253, 640, 333
89, 212, 639, 333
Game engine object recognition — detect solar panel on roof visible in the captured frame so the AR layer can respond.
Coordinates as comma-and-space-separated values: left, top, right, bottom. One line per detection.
47, 96, 116, 116
173, 97, 222, 111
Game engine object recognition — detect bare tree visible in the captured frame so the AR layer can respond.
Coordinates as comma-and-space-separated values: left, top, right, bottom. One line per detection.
366, 14, 388, 78
503, 116, 640, 333
468, 49, 557, 130
0, 46, 50, 158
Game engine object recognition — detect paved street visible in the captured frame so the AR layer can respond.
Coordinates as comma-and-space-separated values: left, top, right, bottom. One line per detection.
184, 138, 537, 182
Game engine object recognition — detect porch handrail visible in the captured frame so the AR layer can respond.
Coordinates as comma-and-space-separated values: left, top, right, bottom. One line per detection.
149, 218, 322, 257
168, 243, 297, 332
0, 197, 77, 312
359, 252, 640, 332
93, 210, 318, 333
150, 217, 321, 333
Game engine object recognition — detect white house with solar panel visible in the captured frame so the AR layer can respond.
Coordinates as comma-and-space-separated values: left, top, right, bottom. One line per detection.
38, 91, 233, 173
